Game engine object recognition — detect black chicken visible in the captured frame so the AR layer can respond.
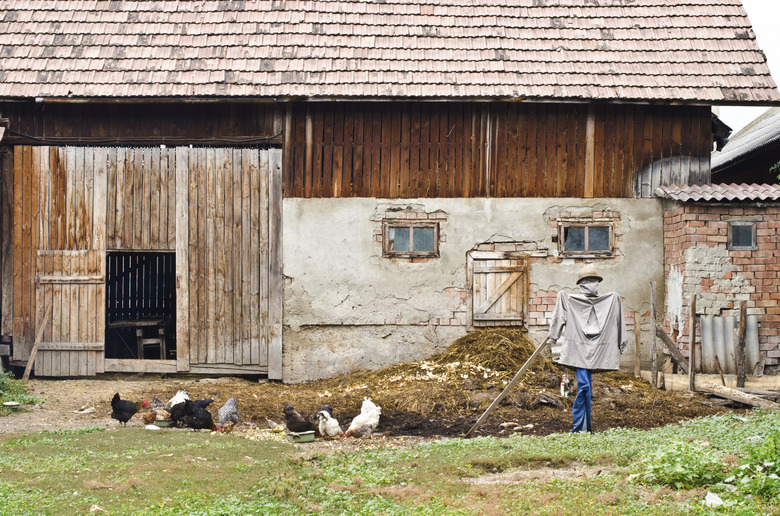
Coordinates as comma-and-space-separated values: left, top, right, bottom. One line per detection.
283, 402, 314, 433
170, 399, 215, 430
110, 393, 149, 427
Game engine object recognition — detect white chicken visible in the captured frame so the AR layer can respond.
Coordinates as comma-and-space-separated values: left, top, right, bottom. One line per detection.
344, 397, 381, 438
315, 409, 342, 438
167, 390, 190, 409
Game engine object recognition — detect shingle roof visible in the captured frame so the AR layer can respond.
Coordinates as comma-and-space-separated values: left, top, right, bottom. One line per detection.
656, 183, 780, 202
1, 0, 779, 101
712, 107, 780, 172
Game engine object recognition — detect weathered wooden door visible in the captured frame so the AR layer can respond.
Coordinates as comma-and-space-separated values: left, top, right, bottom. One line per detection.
22, 147, 108, 375
173, 147, 283, 378
467, 251, 529, 328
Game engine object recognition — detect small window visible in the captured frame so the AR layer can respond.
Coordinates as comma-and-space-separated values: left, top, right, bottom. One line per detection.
728, 221, 756, 250
559, 223, 613, 257
384, 222, 439, 257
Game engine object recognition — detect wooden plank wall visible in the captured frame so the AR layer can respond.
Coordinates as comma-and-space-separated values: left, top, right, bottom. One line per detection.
180, 147, 273, 368
106, 147, 176, 250
284, 102, 711, 199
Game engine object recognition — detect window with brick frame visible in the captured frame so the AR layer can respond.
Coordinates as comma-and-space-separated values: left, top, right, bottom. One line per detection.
558, 222, 614, 258
727, 221, 757, 250
383, 221, 439, 258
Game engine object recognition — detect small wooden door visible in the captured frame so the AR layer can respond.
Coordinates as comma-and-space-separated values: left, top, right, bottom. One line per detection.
35, 250, 106, 376
467, 251, 529, 328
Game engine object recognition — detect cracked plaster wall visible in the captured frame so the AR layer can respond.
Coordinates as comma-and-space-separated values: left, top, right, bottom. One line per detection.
281, 197, 664, 382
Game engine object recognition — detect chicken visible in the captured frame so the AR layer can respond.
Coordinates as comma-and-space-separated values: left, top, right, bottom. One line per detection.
110, 393, 149, 427
217, 396, 240, 427
167, 390, 189, 409
344, 398, 381, 438
220, 421, 235, 434
282, 403, 314, 433
154, 408, 171, 420
315, 409, 342, 438
141, 411, 157, 425
151, 396, 167, 411
170, 399, 215, 430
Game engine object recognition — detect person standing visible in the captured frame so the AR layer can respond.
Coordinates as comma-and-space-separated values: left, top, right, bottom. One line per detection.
547, 263, 627, 433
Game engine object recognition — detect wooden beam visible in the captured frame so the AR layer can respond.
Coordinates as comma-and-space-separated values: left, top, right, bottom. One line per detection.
634, 312, 641, 377
654, 324, 689, 374
698, 382, 780, 410
22, 304, 52, 381
584, 105, 596, 198
650, 282, 657, 388
688, 294, 697, 392
736, 300, 747, 388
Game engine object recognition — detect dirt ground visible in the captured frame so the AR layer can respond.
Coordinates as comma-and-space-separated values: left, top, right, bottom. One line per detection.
0, 330, 744, 444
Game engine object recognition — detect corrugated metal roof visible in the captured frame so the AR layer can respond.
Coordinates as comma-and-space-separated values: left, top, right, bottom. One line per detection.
712, 107, 780, 171
0, 0, 779, 101
656, 183, 780, 202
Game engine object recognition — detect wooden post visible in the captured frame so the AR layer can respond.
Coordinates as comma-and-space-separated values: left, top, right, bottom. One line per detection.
465, 338, 551, 438
650, 282, 657, 388
688, 294, 697, 392
655, 324, 689, 374
633, 312, 641, 377
715, 355, 726, 387
736, 300, 747, 388
22, 304, 52, 381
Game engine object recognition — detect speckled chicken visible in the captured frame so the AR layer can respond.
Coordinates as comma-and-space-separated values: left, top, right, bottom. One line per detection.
217, 396, 240, 427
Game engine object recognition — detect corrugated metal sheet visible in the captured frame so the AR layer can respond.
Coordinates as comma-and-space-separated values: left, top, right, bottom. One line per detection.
712, 107, 780, 171
656, 183, 780, 202
0, 0, 778, 101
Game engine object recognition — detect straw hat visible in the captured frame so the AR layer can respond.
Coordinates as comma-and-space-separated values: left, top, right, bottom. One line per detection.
576, 263, 603, 284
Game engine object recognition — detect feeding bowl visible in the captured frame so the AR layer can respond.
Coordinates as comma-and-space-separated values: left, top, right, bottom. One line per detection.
3, 401, 21, 411
154, 419, 173, 427
290, 431, 315, 443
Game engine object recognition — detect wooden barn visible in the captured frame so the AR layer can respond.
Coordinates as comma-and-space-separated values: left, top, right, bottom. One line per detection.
0, 1, 778, 381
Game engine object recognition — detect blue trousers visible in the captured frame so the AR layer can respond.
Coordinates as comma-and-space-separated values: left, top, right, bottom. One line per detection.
572, 368, 592, 433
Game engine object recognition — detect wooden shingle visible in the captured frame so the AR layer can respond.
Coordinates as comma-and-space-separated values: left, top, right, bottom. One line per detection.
0, 0, 778, 102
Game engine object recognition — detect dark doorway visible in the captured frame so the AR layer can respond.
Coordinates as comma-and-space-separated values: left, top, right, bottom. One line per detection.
105, 252, 176, 360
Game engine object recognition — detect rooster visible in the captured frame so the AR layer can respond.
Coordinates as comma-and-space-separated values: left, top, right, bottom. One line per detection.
217, 396, 240, 427
167, 390, 189, 409
110, 393, 149, 427
315, 409, 342, 438
283, 403, 314, 433
344, 398, 381, 438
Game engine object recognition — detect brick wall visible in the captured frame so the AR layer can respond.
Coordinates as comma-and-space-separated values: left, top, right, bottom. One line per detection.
663, 204, 780, 369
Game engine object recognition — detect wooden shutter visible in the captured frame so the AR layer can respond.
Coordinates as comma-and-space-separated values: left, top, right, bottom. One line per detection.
468, 251, 529, 328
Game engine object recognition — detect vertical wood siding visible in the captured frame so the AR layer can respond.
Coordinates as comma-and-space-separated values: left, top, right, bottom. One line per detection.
6, 146, 281, 377
284, 102, 711, 198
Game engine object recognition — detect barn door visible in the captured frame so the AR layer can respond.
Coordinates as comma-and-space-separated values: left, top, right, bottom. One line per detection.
467, 251, 529, 328
17, 147, 108, 376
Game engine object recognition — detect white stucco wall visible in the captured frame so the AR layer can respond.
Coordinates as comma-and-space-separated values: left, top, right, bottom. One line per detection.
282, 197, 664, 382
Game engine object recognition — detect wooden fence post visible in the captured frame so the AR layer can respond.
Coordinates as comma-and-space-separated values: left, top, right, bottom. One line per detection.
736, 300, 747, 388
633, 312, 641, 377
650, 282, 657, 388
688, 294, 697, 392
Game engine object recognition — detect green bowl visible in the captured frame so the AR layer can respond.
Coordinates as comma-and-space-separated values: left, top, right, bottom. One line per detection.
154, 419, 173, 427
290, 431, 315, 443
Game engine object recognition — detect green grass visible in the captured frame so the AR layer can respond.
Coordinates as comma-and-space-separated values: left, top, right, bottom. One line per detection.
0, 371, 44, 415
1, 411, 779, 515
